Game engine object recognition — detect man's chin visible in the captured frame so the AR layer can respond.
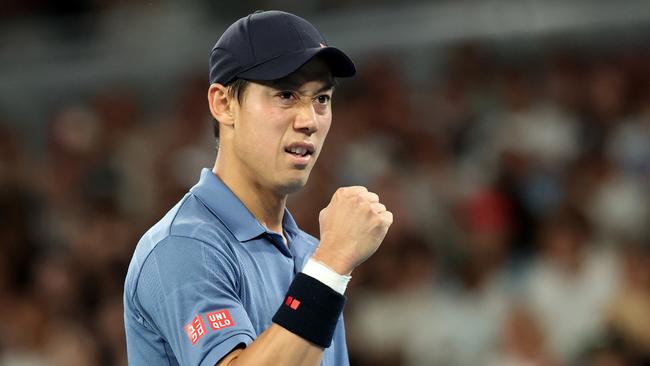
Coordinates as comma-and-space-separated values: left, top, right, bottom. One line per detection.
276, 176, 309, 196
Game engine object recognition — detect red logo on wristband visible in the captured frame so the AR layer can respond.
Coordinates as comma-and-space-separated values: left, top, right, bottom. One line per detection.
285, 296, 301, 310
206, 309, 235, 331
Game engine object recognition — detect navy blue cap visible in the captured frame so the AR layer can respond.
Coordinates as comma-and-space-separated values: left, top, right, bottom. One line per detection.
209, 10, 356, 85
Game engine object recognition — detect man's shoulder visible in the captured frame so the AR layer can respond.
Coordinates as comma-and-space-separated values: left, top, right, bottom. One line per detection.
124, 193, 238, 297
146, 192, 236, 247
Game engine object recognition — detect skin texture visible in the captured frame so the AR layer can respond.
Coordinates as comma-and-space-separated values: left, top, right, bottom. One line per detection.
209, 59, 334, 236
207, 58, 392, 366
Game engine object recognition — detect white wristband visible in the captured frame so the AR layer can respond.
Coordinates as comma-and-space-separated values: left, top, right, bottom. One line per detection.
301, 258, 351, 295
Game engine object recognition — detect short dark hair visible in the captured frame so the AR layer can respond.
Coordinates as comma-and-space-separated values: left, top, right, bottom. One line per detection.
213, 78, 250, 141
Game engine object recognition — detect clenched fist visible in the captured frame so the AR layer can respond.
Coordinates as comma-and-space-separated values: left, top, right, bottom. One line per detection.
312, 186, 393, 275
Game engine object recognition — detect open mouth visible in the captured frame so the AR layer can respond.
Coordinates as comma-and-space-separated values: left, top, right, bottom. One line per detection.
285, 146, 312, 157
284, 142, 315, 158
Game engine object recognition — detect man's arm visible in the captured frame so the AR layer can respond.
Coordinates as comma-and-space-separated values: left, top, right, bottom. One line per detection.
218, 325, 324, 365
218, 186, 392, 366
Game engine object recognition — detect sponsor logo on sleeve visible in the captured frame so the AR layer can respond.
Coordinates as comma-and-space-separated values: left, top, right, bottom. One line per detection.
184, 315, 206, 345
183, 309, 237, 345
206, 309, 235, 331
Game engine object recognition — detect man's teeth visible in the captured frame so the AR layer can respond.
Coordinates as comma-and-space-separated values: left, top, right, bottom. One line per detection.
289, 147, 307, 155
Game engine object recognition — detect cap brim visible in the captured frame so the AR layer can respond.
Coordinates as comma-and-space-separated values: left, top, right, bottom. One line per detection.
237, 47, 356, 81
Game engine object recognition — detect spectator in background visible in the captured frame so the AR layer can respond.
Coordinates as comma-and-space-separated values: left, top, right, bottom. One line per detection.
487, 304, 559, 366
403, 188, 516, 366
347, 231, 437, 365
524, 206, 621, 364
607, 242, 650, 364
606, 91, 650, 180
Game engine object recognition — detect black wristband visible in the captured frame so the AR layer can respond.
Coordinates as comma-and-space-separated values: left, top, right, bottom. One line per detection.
272, 272, 346, 348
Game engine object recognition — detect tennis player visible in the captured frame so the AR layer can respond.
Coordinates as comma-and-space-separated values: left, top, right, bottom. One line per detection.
124, 10, 392, 366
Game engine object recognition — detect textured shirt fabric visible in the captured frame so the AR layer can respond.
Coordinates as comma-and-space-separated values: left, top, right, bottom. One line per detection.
124, 168, 349, 366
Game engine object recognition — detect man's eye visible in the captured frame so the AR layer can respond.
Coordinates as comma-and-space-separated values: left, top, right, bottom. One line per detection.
278, 91, 295, 100
316, 95, 331, 104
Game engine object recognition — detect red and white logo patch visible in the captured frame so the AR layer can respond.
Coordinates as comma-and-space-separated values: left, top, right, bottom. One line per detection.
285, 296, 301, 310
184, 315, 206, 345
206, 309, 235, 331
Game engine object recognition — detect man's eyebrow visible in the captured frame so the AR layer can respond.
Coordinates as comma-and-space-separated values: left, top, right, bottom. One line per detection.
270, 79, 335, 94
315, 81, 335, 94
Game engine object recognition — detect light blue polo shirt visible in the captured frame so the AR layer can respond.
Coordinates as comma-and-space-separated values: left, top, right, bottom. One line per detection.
123, 168, 349, 366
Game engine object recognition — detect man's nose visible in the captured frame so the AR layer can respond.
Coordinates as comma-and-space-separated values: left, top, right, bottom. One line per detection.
294, 103, 318, 135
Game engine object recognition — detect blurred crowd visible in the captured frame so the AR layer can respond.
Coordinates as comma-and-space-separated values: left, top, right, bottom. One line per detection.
338, 45, 650, 366
1, 40, 650, 366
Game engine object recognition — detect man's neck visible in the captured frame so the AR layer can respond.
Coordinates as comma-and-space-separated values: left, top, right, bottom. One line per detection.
212, 166, 286, 236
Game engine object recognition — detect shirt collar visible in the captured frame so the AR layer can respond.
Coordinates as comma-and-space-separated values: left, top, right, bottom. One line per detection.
190, 168, 300, 242
282, 206, 299, 240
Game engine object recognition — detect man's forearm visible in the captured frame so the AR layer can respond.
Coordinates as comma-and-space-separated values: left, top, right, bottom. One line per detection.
218, 324, 324, 366
219, 270, 346, 365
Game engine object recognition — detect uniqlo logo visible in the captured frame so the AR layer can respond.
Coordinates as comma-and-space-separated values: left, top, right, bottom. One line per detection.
206, 309, 235, 331
285, 296, 301, 310
184, 315, 206, 345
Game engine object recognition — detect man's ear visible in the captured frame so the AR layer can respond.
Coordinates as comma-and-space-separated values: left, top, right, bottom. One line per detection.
208, 83, 235, 127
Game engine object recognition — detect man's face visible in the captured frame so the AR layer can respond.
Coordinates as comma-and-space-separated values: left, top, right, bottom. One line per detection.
230, 58, 334, 195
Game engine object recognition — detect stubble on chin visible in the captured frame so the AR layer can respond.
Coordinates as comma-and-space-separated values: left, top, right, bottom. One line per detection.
275, 173, 311, 196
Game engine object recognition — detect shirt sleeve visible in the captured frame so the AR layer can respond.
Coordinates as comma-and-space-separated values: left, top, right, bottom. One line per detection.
135, 235, 256, 366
